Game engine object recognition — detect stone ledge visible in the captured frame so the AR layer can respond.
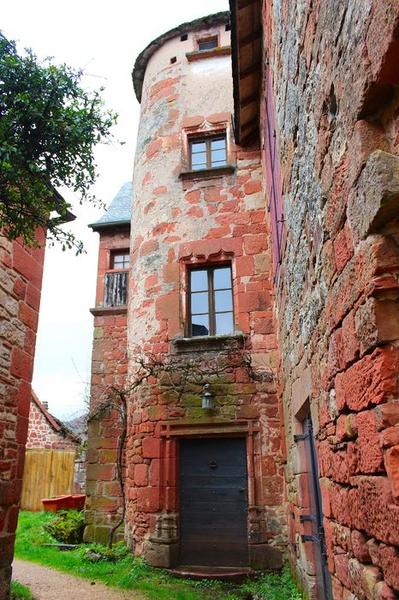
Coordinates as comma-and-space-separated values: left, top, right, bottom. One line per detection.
89, 306, 127, 317
179, 165, 235, 181
186, 46, 231, 62
170, 333, 245, 353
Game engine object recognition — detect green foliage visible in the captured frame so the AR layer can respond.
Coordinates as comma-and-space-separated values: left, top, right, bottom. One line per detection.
15, 512, 302, 600
240, 567, 303, 600
81, 542, 129, 563
0, 33, 116, 252
43, 510, 85, 544
10, 581, 34, 600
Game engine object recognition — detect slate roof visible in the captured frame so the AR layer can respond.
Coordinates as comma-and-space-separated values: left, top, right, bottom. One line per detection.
89, 182, 132, 231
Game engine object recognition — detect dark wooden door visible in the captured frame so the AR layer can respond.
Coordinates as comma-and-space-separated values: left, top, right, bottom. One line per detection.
179, 438, 248, 566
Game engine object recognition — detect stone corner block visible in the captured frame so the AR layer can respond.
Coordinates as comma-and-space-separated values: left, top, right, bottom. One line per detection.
348, 150, 399, 243
249, 543, 283, 570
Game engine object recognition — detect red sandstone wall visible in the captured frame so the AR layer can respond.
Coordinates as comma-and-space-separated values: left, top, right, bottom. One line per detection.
0, 231, 45, 600
262, 1, 399, 598
26, 402, 77, 450
85, 226, 129, 544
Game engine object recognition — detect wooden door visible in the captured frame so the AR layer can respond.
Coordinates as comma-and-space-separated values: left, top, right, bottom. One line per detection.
179, 437, 248, 566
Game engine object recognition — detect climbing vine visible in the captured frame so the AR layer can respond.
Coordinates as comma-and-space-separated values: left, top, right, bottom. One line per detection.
88, 345, 273, 547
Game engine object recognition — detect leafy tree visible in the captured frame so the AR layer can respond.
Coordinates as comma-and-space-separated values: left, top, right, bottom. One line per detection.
0, 34, 117, 252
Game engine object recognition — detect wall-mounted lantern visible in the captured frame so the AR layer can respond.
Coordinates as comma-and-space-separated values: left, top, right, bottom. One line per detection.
201, 383, 215, 410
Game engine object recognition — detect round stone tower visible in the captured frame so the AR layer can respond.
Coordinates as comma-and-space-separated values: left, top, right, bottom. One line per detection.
126, 11, 286, 570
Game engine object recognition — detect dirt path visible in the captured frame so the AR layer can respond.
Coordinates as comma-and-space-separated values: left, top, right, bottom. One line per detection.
13, 559, 147, 600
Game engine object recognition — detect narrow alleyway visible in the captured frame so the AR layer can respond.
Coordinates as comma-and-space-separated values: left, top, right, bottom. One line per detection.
13, 560, 146, 600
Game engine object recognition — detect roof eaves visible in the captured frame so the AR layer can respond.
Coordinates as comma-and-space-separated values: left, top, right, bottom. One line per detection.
31, 391, 81, 444
88, 219, 131, 232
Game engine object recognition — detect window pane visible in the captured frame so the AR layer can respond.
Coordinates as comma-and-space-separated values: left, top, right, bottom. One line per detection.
198, 38, 217, 51
191, 292, 209, 314
113, 253, 129, 269
215, 290, 233, 312
190, 270, 208, 292
211, 148, 226, 166
213, 267, 231, 290
191, 141, 206, 153
191, 314, 209, 336
191, 151, 207, 169
215, 312, 234, 335
211, 138, 226, 150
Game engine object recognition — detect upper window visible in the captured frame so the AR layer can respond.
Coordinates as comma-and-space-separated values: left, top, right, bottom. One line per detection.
188, 265, 234, 337
111, 250, 130, 270
190, 135, 227, 171
198, 37, 218, 51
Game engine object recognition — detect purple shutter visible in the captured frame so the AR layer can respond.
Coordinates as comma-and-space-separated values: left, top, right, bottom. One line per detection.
263, 59, 284, 280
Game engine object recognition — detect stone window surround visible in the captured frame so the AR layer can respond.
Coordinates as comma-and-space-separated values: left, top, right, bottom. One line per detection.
178, 249, 242, 341
180, 117, 235, 179
157, 419, 261, 512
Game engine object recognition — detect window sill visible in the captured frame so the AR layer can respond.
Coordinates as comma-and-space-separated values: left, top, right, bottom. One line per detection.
179, 165, 235, 181
90, 306, 127, 317
186, 46, 231, 62
171, 333, 245, 353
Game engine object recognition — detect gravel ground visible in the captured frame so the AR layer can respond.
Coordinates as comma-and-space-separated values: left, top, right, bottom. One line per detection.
12, 559, 147, 600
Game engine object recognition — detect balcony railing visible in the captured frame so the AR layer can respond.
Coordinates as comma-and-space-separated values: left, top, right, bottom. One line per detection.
104, 270, 128, 307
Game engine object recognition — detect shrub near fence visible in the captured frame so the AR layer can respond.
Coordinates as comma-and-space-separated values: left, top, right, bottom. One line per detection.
21, 449, 76, 511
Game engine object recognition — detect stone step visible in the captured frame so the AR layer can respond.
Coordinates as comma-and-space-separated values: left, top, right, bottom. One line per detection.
169, 565, 254, 581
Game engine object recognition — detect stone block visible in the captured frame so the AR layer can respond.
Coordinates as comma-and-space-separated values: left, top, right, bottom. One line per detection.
143, 540, 179, 568
249, 543, 282, 570
348, 151, 399, 243
142, 437, 161, 458
379, 544, 399, 591
335, 347, 399, 412
384, 445, 399, 501
355, 298, 399, 357
351, 529, 371, 563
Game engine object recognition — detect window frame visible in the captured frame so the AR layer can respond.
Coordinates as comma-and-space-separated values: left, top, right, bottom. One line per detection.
110, 249, 130, 271
189, 134, 227, 172
187, 264, 234, 338
197, 36, 218, 51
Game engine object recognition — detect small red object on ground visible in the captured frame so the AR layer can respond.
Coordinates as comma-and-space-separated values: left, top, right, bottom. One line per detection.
41, 494, 86, 512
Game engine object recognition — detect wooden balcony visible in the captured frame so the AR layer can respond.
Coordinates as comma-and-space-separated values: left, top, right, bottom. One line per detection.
104, 270, 128, 307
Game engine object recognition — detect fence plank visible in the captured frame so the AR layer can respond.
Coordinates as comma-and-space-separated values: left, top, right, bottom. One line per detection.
21, 449, 76, 511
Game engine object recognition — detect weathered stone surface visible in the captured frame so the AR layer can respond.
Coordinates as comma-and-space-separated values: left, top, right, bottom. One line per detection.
249, 544, 283, 570
384, 445, 399, 502
0, 232, 45, 600
348, 151, 399, 243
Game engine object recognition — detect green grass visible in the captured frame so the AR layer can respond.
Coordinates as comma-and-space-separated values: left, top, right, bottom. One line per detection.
10, 581, 35, 600
15, 511, 302, 600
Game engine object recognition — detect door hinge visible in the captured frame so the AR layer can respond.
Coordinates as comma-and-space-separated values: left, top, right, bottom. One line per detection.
300, 514, 316, 523
301, 534, 319, 543
294, 433, 309, 442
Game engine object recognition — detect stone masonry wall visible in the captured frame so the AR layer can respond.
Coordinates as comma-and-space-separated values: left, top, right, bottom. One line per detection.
126, 21, 286, 569
262, 1, 399, 598
26, 401, 77, 450
85, 226, 129, 545
0, 230, 45, 600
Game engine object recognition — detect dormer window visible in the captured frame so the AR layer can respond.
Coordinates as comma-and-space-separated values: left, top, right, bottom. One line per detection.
190, 135, 227, 171
197, 36, 218, 51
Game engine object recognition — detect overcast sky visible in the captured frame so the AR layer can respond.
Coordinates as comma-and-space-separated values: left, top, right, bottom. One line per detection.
3, 0, 228, 420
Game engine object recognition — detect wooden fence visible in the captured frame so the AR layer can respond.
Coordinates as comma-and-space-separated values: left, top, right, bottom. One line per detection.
21, 449, 76, 511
